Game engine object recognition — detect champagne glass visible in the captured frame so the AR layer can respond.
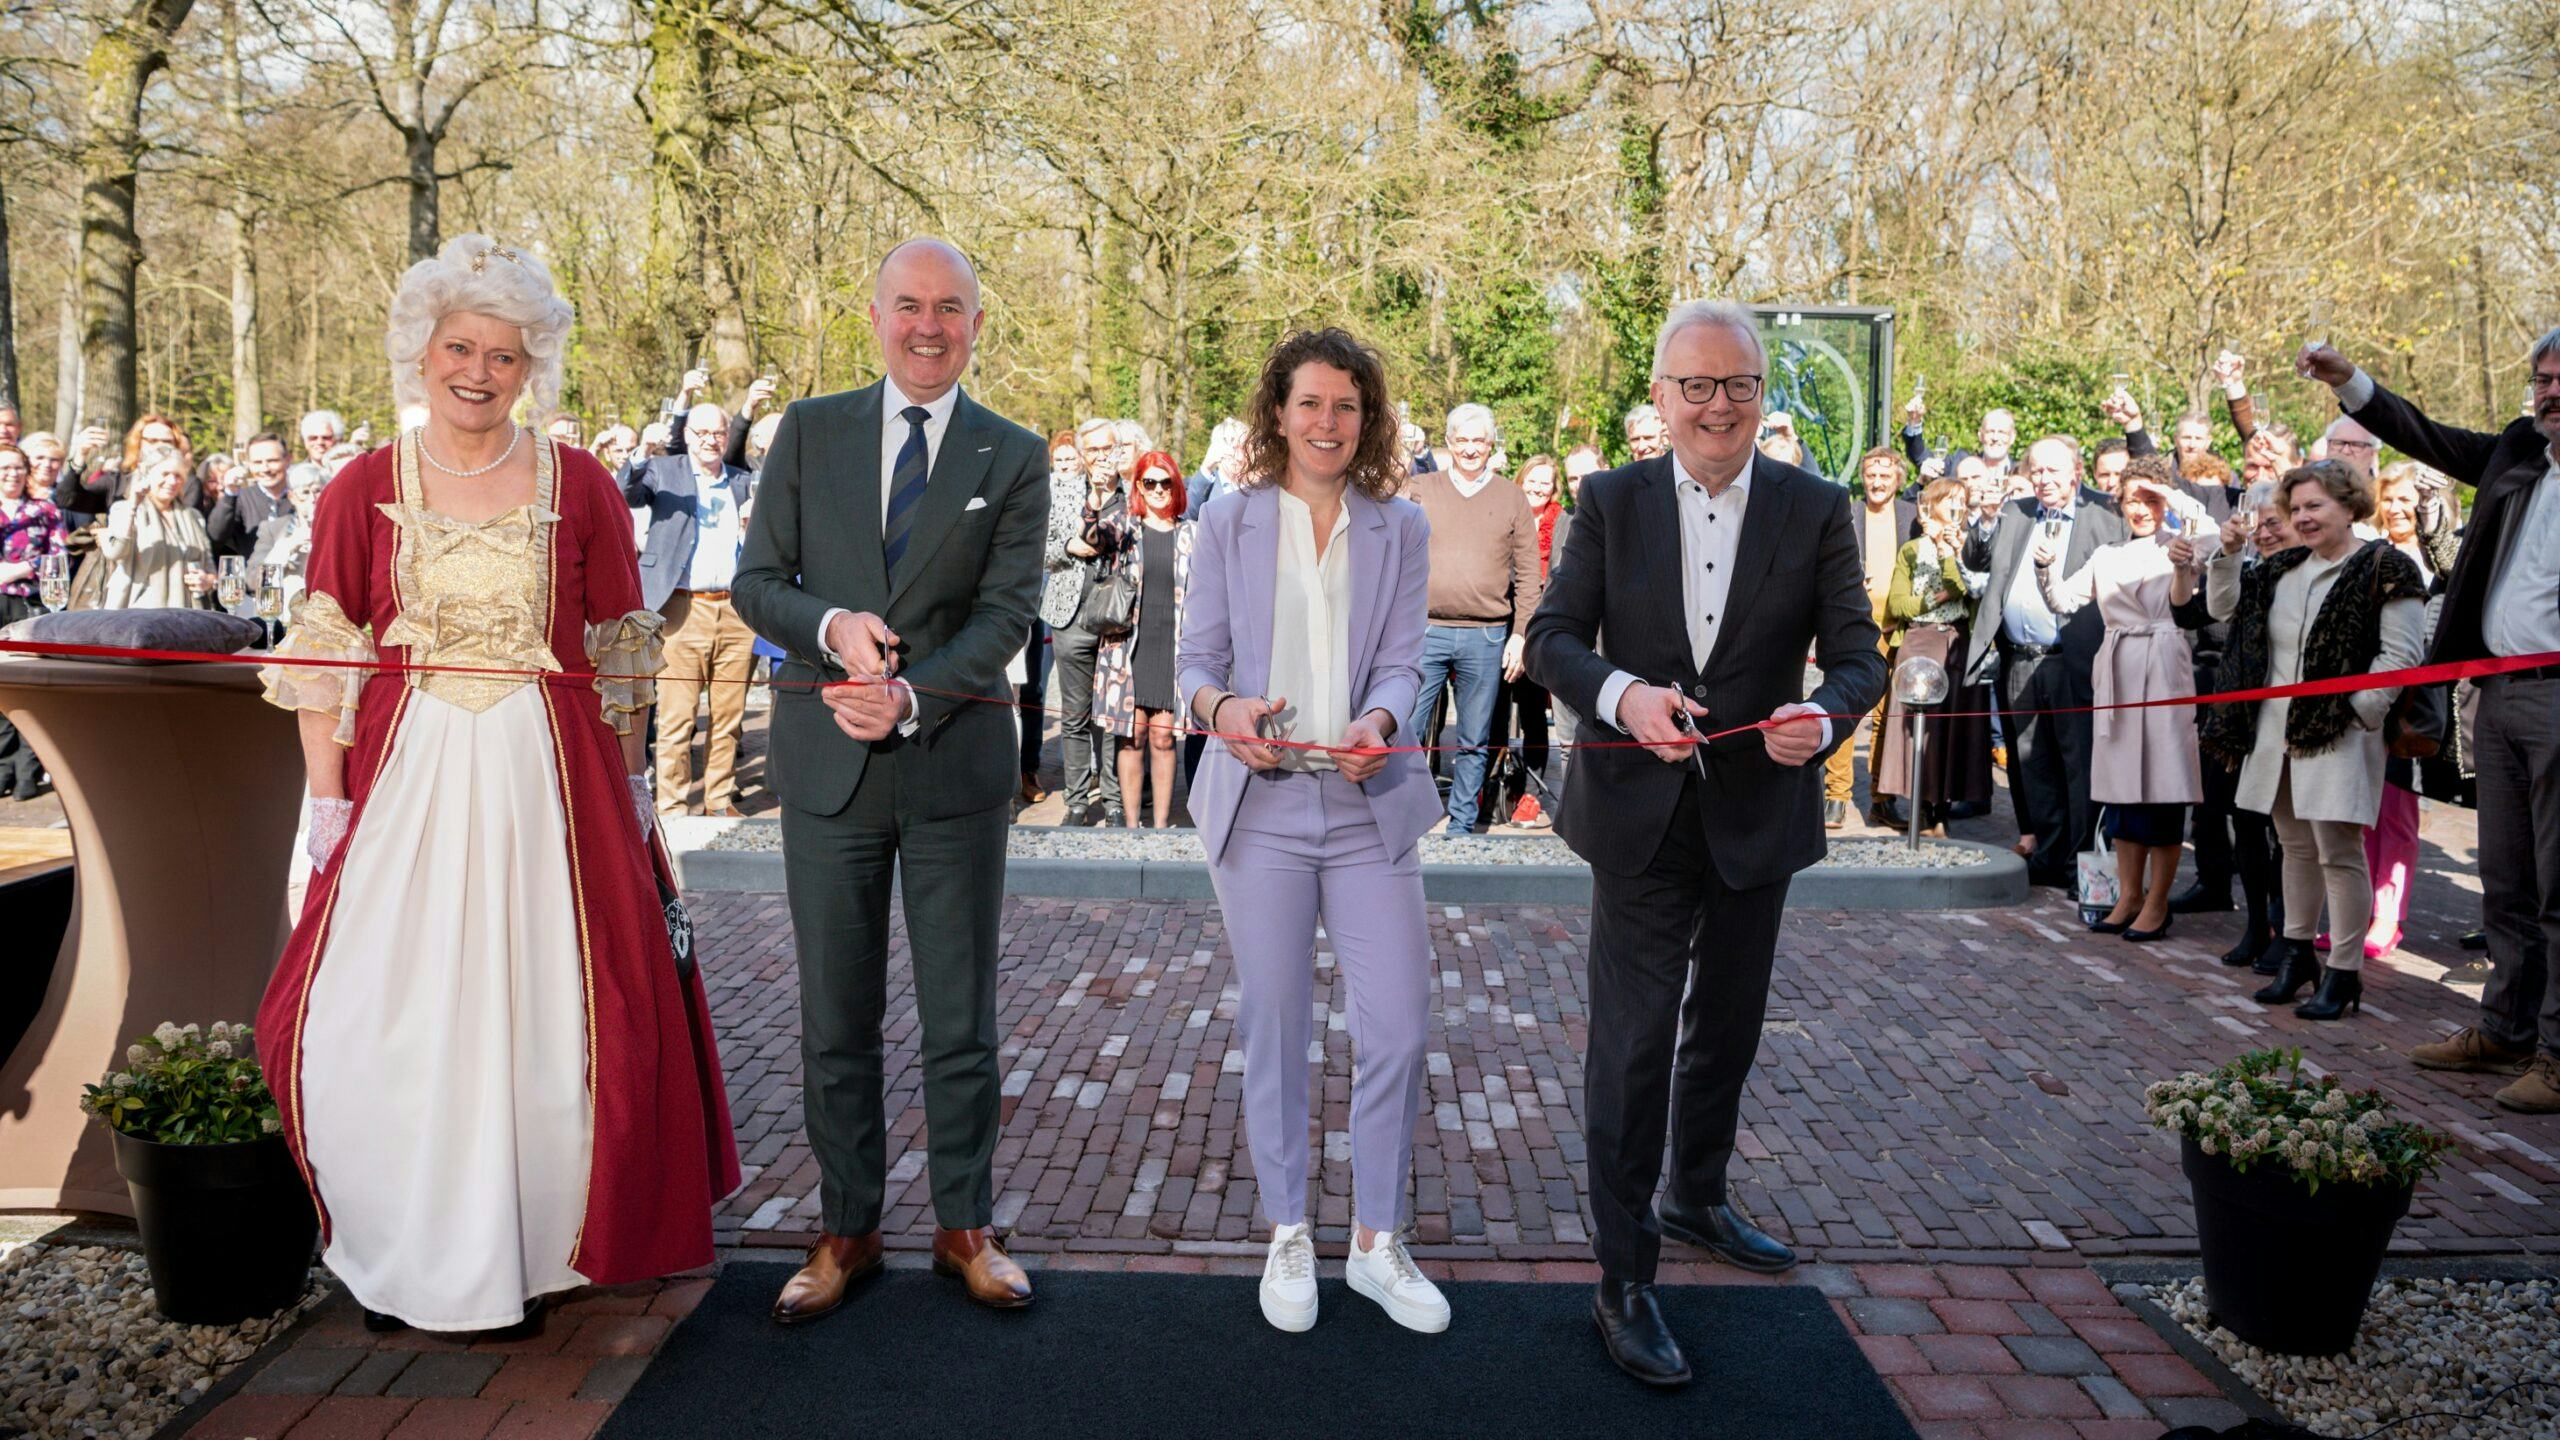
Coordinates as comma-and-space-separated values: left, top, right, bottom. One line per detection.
38, 553, 70, 610
218, 555, 247, 607
257, 574, 285, 620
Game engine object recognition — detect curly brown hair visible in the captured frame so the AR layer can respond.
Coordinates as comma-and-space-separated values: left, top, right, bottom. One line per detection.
1236, 327, 1405, 502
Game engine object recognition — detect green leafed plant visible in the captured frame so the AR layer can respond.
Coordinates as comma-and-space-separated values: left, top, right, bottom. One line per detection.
81, 1022, 284, 1146
2144, 1048, 2457, 1194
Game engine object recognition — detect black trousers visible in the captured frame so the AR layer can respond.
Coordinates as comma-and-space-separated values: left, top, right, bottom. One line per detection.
2187, 658, 2236, 888
1586, 771, 1789, 1284
1490, 675, 1552, 812
2001, 645, 2097, 883
1053, 618, 1119, 813
1017, 617, 1047, 779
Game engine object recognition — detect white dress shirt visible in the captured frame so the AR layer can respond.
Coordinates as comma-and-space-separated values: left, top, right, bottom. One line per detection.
1593, 450, 1824, 745
686, 463, 747, 592
1266, 489, 1354, 772
817, 376, 964, 728
2335, 366, 2560, 658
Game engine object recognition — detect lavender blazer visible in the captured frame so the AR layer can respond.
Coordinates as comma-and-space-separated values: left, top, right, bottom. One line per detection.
1177, 485, 1439, 866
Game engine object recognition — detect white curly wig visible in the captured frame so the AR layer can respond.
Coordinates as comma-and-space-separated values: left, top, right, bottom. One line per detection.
385, 234, 574, 414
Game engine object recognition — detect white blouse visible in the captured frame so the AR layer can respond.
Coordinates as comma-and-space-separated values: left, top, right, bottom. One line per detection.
1268, 489, 1353, 772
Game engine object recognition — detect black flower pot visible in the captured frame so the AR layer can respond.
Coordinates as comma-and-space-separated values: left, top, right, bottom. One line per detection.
110, 1129, 319, 1324
2181, 1134, 2411, 1356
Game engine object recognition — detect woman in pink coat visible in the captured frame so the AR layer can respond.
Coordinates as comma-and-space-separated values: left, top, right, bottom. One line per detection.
2034, 458, 2205, 940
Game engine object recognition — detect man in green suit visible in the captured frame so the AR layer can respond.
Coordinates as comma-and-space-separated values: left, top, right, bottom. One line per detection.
735, 238, 1051, 1320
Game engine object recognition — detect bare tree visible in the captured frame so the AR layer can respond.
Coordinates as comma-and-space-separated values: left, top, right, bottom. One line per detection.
75, 0, 196, 435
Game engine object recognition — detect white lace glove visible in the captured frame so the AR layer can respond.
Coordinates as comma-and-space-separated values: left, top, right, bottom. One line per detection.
307, 798, 353, 872
629, 773, 656, 838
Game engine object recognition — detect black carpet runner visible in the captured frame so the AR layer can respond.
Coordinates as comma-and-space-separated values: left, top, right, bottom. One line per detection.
599, 1262, 1918, 1439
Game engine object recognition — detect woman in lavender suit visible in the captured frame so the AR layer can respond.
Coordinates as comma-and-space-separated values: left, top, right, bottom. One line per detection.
1179, 328, 1448, 1336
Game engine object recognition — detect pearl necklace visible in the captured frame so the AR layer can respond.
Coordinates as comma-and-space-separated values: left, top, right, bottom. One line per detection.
420, 422, 524, 478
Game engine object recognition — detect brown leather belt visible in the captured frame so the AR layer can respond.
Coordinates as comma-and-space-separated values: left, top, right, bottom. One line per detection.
680, 588, 732, 601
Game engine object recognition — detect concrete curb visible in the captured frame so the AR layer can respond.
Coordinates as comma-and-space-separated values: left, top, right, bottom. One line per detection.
673, 837, 2028, 909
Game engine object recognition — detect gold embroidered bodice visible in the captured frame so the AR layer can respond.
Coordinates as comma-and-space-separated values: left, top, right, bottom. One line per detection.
375, 431, 563, 713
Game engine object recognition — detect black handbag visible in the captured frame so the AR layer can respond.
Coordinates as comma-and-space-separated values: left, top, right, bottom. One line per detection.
1075, 551, 1137, 639
2385, 682, 2448, 762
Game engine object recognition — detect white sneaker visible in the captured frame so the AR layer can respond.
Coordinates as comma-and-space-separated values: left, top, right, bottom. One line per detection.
1260, 1222, 1318, 1332
1345, 1229, 1450, 1333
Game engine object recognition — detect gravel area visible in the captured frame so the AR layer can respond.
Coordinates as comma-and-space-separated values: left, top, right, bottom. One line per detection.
2148, 1275, 2560, 1439
0, 1239, 328, 1440
691, 818, 1991, 869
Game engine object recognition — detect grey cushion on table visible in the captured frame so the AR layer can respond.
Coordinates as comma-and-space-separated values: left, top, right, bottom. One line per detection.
1, 608, 267, 664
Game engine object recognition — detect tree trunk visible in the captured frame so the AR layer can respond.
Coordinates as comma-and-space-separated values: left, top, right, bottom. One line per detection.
701, 230, 755, 401
405, 128, 440, 264
0, 172, 19, 413
78, 0, 197, 436
223, 0, 260, 445
54, 217, 83, 434
643, 0, 719, 381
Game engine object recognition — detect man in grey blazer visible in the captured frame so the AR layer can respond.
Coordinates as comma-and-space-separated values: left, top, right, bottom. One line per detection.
734, 239, 1050, 1321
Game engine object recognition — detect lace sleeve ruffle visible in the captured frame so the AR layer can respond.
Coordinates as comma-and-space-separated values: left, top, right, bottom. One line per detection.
260, 590, 374, 746
586, 609, 664, 736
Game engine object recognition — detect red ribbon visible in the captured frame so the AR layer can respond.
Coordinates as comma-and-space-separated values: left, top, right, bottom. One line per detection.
3, 638, 2553, 759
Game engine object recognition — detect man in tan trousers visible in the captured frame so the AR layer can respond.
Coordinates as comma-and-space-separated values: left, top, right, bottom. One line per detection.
626, 401, 758, 815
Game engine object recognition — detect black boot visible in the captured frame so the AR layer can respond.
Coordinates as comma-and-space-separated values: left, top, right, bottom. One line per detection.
1659, 1198, 1797, 1273
1593, 1277, 1691, 1387
2252, 940, 2320, 1004
2168, 878, 2233, 914
2220, 924, 2272, 968
2294, 967, 2364, 1021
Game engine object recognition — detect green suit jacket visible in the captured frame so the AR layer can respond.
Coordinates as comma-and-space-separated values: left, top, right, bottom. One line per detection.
734, 382, 1051, 820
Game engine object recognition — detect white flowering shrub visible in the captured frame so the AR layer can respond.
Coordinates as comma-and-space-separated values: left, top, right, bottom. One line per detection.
80, 1022, 284, 1145
2143, 1048, 2454, 1194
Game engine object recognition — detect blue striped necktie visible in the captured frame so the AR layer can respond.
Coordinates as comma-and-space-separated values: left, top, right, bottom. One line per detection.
882, 405, 931, 569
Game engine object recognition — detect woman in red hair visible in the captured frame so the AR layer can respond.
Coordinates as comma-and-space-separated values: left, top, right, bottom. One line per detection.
1090, 448, 1194, 825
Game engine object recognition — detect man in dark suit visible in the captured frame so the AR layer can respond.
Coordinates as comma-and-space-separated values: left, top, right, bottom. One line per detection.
627, 402, 759, 817
735, 238, 1051, 1318
1961, 436, 2130, 890
2299, 339, 2560, 1111
1527, 301, 1886, 1388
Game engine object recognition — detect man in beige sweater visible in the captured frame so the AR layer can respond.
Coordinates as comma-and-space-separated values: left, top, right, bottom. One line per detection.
1405, 403, 1546, 832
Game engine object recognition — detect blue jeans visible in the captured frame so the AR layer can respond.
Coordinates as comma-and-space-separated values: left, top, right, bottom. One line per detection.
1411, 622, 1506, 831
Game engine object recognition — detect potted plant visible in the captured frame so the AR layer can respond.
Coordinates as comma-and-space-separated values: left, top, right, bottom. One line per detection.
82, 1021, 319, 1324
2144, 1048, 2455, 1356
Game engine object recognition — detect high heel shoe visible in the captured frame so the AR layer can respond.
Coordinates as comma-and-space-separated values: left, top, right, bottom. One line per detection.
2252, 940, 2321, 1004
2087, 915, 2132, 935
2294, 967, 2364, 1021
2121, 915, 2174, 943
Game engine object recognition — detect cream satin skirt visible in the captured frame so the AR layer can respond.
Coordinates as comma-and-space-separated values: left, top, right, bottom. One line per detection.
299, 684, 593, 1329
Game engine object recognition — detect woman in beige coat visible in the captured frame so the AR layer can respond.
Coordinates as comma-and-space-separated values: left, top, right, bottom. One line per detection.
97, 454, 217, 610
2034, 459, 2205, 940
2203, 461, 2427, 1022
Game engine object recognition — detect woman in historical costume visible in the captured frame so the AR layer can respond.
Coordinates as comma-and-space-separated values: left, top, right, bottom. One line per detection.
256, 235, 739, 1334
2034, 459, 2208, 941
1090, 448, 1195, 827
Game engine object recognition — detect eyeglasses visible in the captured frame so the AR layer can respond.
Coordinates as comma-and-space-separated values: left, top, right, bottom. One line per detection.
1659, 374, 1763, 405
2528, 373, 2560, 394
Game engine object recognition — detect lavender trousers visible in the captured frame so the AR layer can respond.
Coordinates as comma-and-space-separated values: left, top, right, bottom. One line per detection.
1209, 768, 1431, 1233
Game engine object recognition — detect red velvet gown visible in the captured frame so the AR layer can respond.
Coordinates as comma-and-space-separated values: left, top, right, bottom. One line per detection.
257, 434, 738, 1327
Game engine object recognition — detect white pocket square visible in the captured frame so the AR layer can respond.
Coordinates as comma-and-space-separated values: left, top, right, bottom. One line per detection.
964, 496, 989, 511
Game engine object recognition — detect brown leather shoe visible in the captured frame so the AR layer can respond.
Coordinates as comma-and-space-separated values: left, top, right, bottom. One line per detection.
932, 1226, 1032, 1309
772, 1230, 883, 1325
2410, 1026, 2535, 1075
2493, 1053, 2560, 1115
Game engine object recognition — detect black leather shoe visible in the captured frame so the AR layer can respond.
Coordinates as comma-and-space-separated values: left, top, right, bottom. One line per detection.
2122, 916, 2173, 943
2168, 880, 2233, 914
2250, 946, 2282, 977
476, 1297, 547, 1343
2087, 915, 2132, 936
1867, 800, 1907, 829
2460, 930, 2489, 952
1659, 1198, 1797, 1273
361, 1307, 409, 1333
2253, 940, 2321, 1004
2294, 967, 2364, 1021
1593, 1278, 1691, 1387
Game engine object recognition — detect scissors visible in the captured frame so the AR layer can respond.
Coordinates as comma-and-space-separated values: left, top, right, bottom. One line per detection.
1666, 693, 1711, 779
